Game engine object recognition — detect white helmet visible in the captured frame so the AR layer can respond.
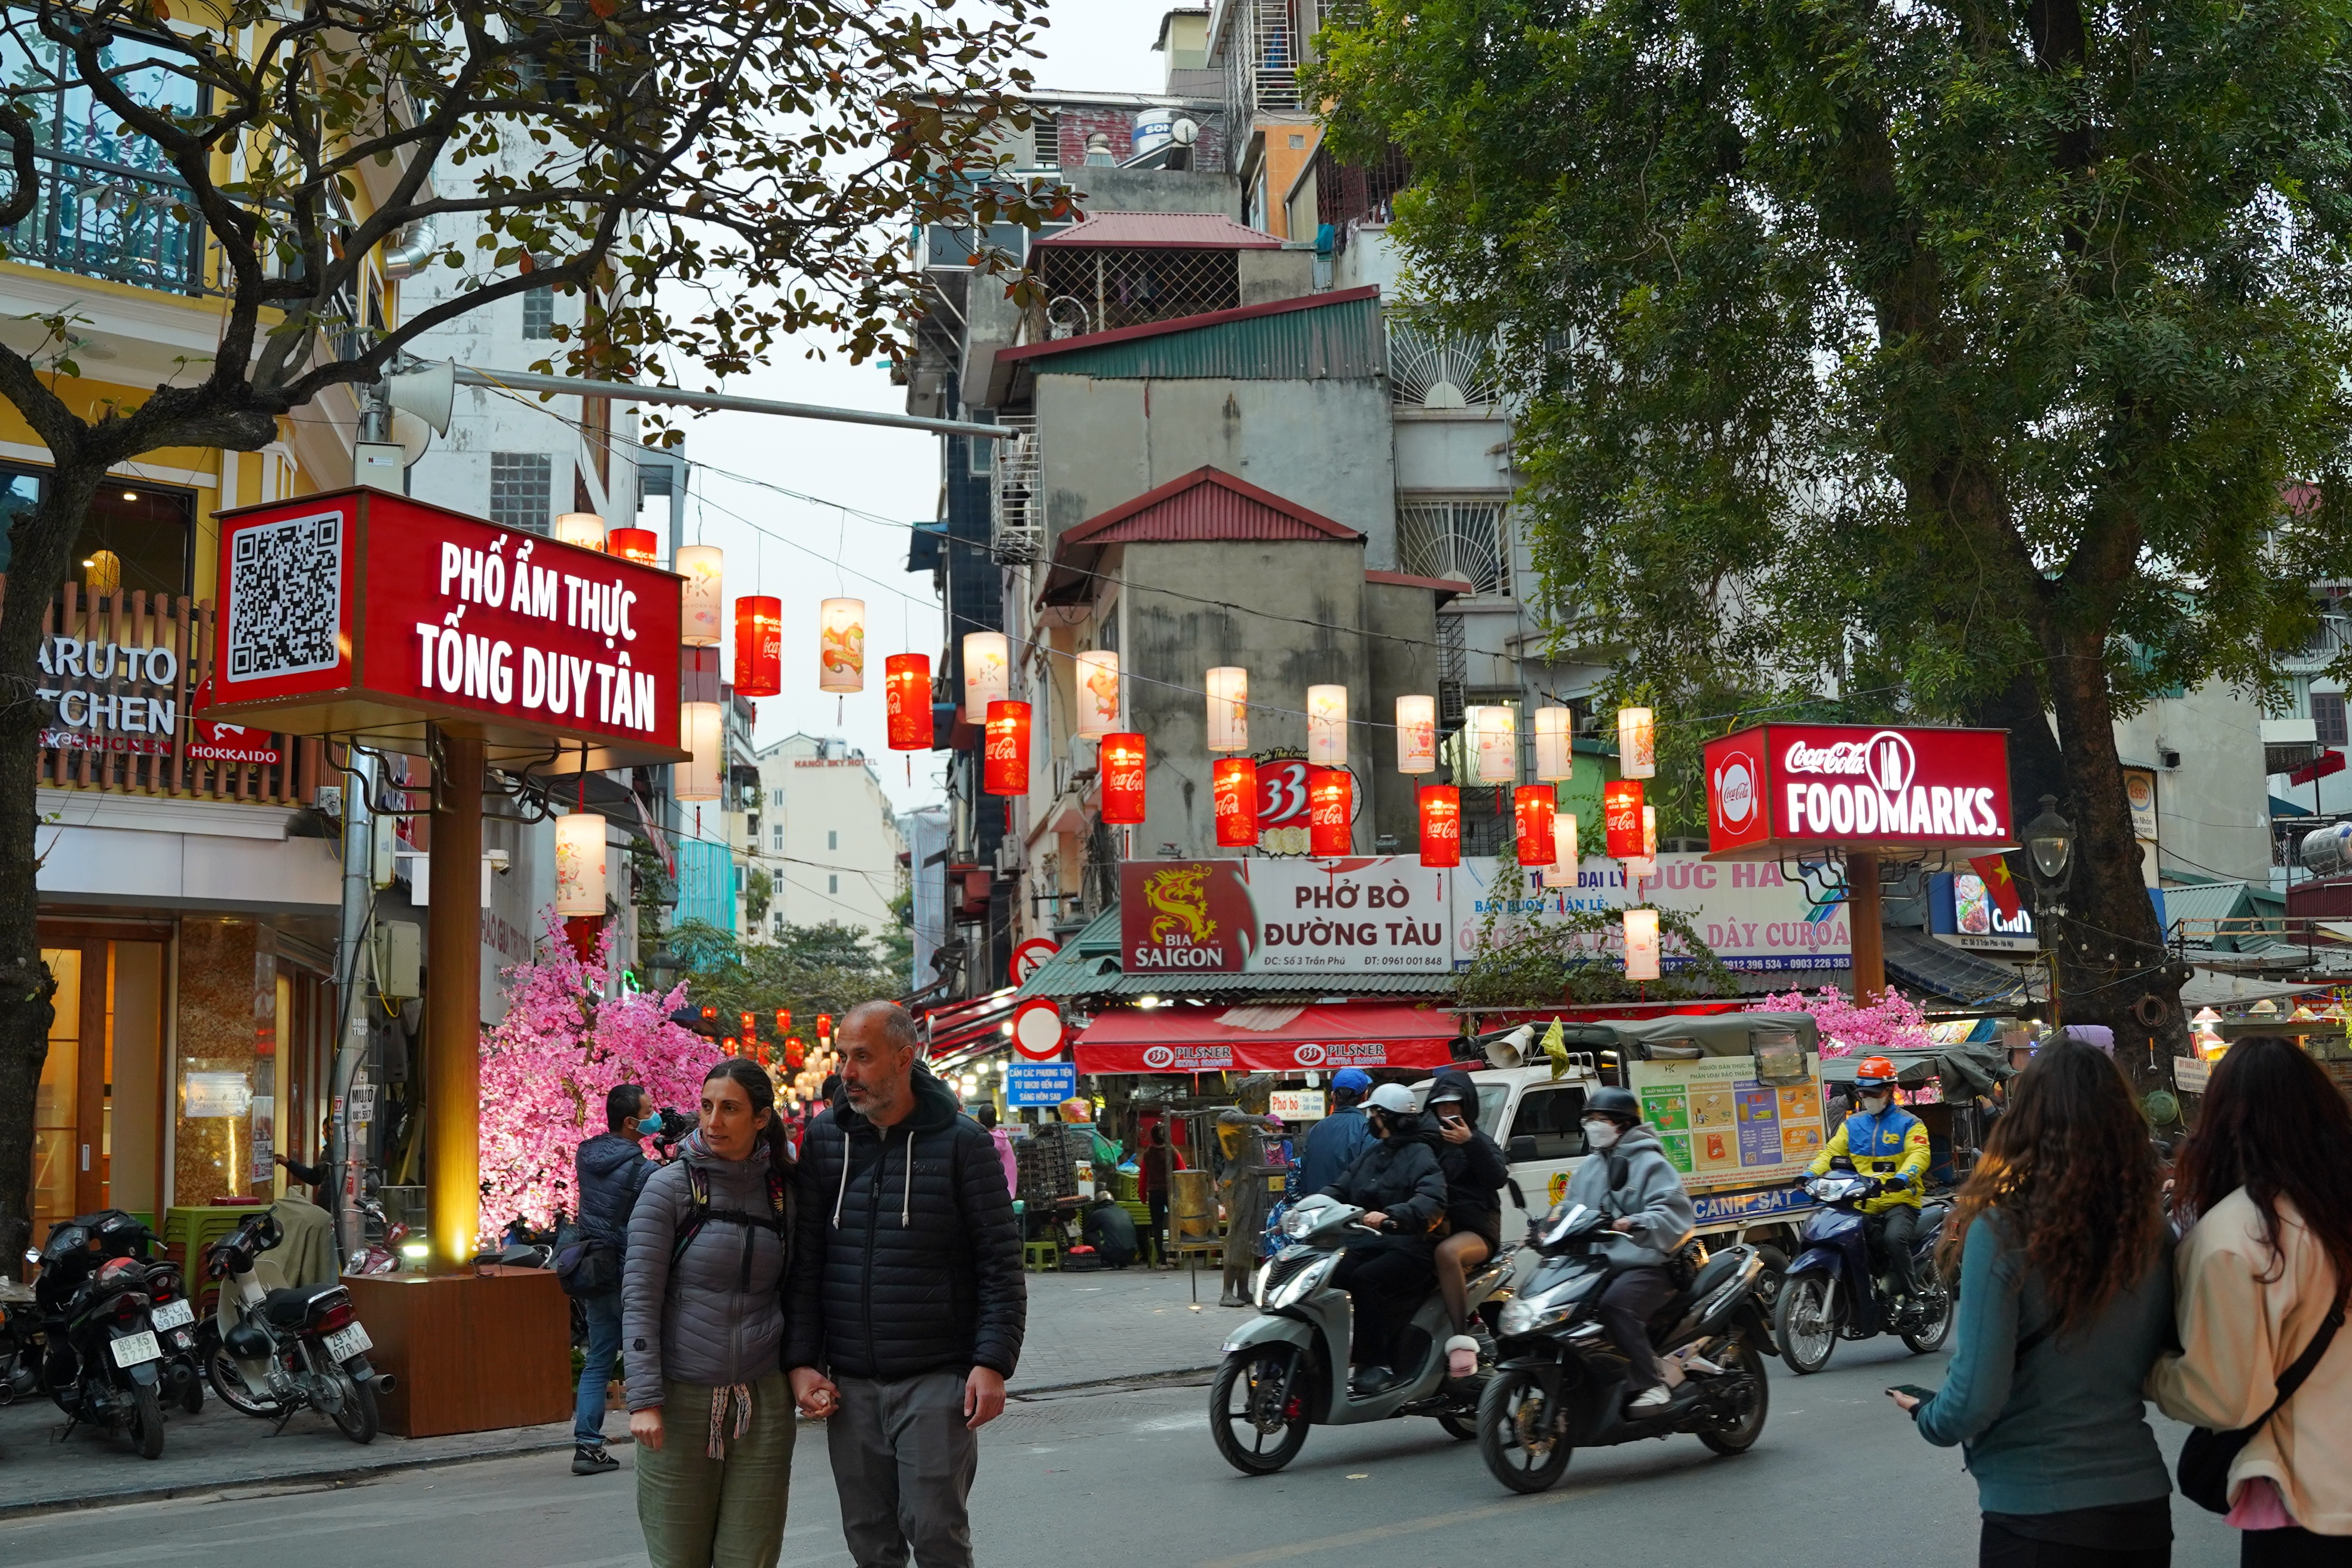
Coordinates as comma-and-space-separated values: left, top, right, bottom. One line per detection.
1364, 1083, 1414, 1114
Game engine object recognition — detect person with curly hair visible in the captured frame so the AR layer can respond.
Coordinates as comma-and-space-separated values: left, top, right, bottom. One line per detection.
2151, 1036, 2352, 1563
1889, 1036, 2177, 1567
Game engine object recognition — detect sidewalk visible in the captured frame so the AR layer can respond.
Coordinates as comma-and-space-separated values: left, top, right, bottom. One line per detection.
0, 1264, 1235, 1517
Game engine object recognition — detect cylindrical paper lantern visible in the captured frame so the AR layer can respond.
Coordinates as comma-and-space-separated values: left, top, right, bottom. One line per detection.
678, 701, 722, 801
739, 1011, 757, 1042
1309, 768, 1352, 857
734, 595, 782, 697
774, 1009, 792, 1035
1100, 732, 1147, 824
1205, 666, 1249, 753
1306, 684, 1348, 766
1213, 757, 1258, 846
1623, 908, 1661, 981
555, 512, 607, 551
1471, 705, 1517, 784
676, 544, 723, 647
1534, 706, 1575, 782
819, 598, 865, 693
1395, 694, 1437, 774
1419, 785, 1461, 868
1603, 779, 1644, 858
555, 811, 606, 916
608, 527, 659, 565
1075, 648, 1122, 737
1555, 812, 1579, 872
1515, 786, 1557, 867
963, 631, 1009, 724
1618, 706, 1656, 779
984, 700, 1031, 796
885, 654, 932, 749
1643, 804, 1659, 859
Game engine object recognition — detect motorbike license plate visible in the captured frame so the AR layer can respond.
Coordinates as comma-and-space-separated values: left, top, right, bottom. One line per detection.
323, 1322, 373, 1361
109, 1330, 162, 1368
151, 1298, 194, 1331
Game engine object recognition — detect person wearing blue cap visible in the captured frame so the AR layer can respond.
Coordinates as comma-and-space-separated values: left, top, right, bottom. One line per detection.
1298, 1068, 1376, 1200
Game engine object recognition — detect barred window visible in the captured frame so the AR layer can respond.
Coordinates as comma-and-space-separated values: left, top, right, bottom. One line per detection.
522, 286, 555, 339
2316, 693, 2348, 748
489, 454, 553, 534
1398, 500, 1511, 597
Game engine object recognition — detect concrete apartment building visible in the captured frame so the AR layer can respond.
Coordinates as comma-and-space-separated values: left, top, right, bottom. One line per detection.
753, 736, 908, 942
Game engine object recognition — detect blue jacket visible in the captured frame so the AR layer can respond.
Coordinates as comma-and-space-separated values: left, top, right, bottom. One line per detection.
576, 1132, 656, 1253
1297, 1104, 1372, 1198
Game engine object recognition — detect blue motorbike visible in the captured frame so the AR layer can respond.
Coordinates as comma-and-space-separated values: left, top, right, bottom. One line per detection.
1772, 1163, 1951, 1374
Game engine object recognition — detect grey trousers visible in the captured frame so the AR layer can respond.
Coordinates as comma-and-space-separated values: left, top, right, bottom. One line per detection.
828, 1370, 979, 1568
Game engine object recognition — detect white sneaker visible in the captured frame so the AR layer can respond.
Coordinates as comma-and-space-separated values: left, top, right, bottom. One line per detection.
1628, 1385, 1672, 1410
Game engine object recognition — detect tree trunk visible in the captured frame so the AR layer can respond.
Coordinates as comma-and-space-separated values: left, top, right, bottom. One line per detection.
0, 460, 106, 1277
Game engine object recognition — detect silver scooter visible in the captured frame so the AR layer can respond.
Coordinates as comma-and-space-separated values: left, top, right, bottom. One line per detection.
1209, 1193, 1515, 1475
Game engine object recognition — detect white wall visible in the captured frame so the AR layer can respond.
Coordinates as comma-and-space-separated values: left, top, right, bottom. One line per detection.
754, 734, 906, 939
2111, 681, 2272, 884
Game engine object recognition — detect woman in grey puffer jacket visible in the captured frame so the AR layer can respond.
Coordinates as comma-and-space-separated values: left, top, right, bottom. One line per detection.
624, 1059, 795, 1568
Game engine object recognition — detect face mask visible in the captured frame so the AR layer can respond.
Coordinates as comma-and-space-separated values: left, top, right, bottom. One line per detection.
1582, 1119, 1622, 1150
1862, 1094, 1889, 1114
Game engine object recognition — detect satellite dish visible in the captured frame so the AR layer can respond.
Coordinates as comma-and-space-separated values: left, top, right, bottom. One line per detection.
384, 359, 455, 436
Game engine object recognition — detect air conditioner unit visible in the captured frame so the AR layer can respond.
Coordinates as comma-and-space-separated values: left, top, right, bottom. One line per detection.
994, 837, 1022, 877
1052, 758, 1074, 798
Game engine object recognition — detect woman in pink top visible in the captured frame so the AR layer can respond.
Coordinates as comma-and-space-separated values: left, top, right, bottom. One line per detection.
975, 1102, 1019, 1199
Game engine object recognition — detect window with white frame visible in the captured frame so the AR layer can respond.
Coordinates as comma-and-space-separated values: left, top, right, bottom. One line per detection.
1398, 499, 1512, 597
771, 825, 784, 851
522, 286, 556, 339
828, 874, 839, 895
827, 829, 838, 851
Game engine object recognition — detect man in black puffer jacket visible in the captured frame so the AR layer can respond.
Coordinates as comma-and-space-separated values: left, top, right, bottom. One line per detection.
786, 1002, 1022, 1568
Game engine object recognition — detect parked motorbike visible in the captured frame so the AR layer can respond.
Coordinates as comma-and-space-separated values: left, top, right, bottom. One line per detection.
1475, 1197, 1774, 1493
1209, 1193, 1514, 1475
1, 1274, 42, 1405
29, 1213, 175, 1457
1773, 1162, 1952, 1374
348, 1199, 412, 1276
205, 1209, 391, 1442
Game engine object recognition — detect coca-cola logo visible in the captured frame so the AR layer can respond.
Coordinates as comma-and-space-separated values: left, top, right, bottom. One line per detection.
1714, 750, 1757, 826
1783, 730, 1916, 795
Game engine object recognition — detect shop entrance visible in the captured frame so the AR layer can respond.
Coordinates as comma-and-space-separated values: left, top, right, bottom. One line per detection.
32, 924, 168, 1240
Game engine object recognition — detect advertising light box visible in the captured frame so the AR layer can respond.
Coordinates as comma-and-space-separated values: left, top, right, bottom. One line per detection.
199, 488, 684, 768
1704, 722, 2013, 862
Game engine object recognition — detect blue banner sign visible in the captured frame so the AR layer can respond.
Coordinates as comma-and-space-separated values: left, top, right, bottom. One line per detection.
1004, 1062, 1077, 1108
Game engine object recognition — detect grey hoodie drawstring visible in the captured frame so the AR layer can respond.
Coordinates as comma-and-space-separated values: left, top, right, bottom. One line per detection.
901, 1126, 913, 1228
831, 1140, 852, 1227
831, 1120, 915, 1228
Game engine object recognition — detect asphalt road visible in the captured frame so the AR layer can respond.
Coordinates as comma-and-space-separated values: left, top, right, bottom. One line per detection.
0, 1336, 2241, 1568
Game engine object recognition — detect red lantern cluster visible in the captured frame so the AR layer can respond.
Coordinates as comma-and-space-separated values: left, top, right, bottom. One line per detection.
1213, 757, 1257, 846
984, 700, 1031, 795
1419, 785, 1462, 868
1515, 786, 1557, 867
885, 654, 932, 750
734, 596, 782, 697
608, 528, 660, 565
1603, 779, 1645, 859
1309, 768, 1352, 857
1100, 732, 1147, 825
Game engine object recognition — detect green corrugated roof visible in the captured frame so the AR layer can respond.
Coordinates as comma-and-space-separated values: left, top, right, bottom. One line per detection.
1030, 292, 1384, 383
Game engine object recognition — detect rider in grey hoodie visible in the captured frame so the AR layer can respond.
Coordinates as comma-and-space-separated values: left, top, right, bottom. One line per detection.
1560, 1086, 1696, 1411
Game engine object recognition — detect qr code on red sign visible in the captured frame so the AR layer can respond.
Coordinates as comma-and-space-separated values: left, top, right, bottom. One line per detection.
226, 512, 343, 681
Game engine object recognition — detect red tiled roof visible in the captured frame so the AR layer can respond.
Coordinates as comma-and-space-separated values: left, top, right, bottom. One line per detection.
1060, 467, 1361, 547
1033, 211, 1283, 250
1366, 568, 1476, 596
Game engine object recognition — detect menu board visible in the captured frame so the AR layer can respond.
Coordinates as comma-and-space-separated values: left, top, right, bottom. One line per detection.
1626, 1054, 1825, 1189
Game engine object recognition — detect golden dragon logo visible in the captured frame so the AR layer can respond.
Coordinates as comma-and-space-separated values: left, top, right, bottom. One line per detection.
1145, 865, 1218, 945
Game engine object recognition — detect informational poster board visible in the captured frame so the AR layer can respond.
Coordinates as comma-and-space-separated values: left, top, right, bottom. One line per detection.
1005, 1061, 1078, 1108
1625, 1053, 1826, 1189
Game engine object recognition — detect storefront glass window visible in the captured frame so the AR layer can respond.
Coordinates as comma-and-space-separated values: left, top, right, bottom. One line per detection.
174, 920, 274, 1204
33, 947, 80, 1236
0, 465, 192, 595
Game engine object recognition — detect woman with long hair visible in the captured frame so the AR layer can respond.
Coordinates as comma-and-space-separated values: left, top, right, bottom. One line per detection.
1891, 1037, 2176, 1567
2152, 1036, 2352, 1563
623, 1058, 797, 1568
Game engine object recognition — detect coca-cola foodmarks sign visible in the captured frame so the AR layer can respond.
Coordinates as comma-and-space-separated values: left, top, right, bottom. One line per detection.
1704, 723, 2011, 860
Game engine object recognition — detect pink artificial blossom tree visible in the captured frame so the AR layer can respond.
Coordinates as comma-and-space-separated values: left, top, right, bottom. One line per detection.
1748, 985, 1933, 1058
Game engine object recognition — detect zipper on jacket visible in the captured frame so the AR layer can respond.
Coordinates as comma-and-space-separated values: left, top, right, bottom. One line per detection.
859, 1126, 883, 1376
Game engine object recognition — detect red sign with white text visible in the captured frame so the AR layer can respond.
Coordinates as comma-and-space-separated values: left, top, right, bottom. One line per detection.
1704, 723, 2012, 861
199, 488, 684, 767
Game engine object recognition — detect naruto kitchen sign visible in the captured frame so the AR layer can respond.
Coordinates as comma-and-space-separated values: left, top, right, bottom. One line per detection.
1702, 724, 2013, 862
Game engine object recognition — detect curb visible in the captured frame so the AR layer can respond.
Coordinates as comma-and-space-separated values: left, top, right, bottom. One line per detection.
2, 1364, 1224, 1520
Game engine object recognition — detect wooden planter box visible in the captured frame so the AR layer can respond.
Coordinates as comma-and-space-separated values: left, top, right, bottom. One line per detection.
344, 1267, 572, 1438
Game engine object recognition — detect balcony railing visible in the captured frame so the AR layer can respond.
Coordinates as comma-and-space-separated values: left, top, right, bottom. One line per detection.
1, 148, 207, 295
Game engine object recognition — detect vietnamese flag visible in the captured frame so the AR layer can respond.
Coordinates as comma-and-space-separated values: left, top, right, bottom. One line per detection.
1970, 854, 2022, 920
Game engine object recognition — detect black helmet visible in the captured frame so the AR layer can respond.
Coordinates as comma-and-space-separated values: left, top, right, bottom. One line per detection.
1585, 1086, 1640, 1124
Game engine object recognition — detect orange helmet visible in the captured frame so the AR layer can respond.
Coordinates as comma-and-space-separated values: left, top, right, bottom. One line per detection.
1856, 1056, 1899, 1089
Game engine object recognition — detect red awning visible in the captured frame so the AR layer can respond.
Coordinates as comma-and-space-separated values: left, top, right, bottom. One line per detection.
1071, 1003, 1459, 1076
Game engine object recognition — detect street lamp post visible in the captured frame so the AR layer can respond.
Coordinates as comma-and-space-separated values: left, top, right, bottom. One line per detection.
2022, 794, 2075, 1029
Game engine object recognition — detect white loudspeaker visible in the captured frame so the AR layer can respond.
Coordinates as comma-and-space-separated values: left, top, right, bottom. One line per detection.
384, 359, 455, 436
1485, 1025, 1533, 1071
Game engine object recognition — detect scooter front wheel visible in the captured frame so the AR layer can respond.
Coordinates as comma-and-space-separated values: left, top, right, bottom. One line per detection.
1209, 1348, 1310, 1475
1774, 1274, 1837, 1374
1477, 1368, 1573, 1493
204, 1344, 280, 1418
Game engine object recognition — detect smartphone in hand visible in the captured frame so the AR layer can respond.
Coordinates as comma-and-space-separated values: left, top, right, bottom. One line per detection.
1886, 1384, 1937, 1402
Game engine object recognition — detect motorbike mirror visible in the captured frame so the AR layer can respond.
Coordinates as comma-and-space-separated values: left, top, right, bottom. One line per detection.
1829, 1155, 1855, 1172
1506, 1178, 1527, 1211
1507, 1135, 1539, 1163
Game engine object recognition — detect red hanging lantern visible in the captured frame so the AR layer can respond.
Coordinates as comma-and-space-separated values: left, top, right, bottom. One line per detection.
1100, 732, 1147, 825
1515, 786, 1557, 867
1419, 785, 1461, 868
739, 1010, 757, 1042
1309, 768, 1352, 857
1212, 757, 1257, 846
1603, 779, 1645, 859
700, 1005, 718, 1026
608, 527, 660, 565
733, 595, 782, 697
984, 700, 1031, 795
816, 1012, 833, 1042
774, 1009, 791, 1036
785, 1037, 805, 1070
721, 1037, 737, 1055
885, 654, 932, 750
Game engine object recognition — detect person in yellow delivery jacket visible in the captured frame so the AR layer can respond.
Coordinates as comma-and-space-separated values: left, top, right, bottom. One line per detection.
1808, 1056, 1932, 1307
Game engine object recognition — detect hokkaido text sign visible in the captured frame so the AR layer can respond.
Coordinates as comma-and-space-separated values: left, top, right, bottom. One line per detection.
1118, 859, 1452, 973
200, 489, 683, 765
1704, 723, 2011, 860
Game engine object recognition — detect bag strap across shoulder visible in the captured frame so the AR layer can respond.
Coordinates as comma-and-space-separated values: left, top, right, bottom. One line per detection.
2250, 1292, 2347, 1434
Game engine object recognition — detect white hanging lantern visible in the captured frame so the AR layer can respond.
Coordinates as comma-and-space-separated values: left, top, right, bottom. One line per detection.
555, 811, 607, 916
1306, 684, 1348, 766
963, 632, 1010, 724
1395, 694, 1437, 774
555, 512, 607, 552
1471, 705, 1517, 784
1555, 811, 1579, 870
819, 597, 865, 693
1623, 908, 1661, 981
1074, 648, 1122, 737
1618, 706, 1656, 779
1627, 803, 1659, 881
676, 545, 724, 648
1205, 666, 1248, 754
677, 701, 723, 801
1534, 706, 1575, 782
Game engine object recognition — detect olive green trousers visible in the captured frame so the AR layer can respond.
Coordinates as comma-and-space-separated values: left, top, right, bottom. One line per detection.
635, 1374, 795, 1568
